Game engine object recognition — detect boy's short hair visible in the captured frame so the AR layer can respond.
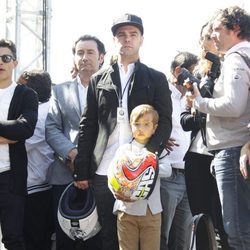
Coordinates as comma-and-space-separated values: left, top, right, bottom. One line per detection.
130, 104, 159, 125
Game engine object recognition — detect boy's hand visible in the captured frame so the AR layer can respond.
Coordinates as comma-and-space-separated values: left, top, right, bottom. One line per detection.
113, 190, 134, 202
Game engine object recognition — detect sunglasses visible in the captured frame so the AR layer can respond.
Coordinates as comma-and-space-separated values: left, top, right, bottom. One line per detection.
0, 54, 15, 63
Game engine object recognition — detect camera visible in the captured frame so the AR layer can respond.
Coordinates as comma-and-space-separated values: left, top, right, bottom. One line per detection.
199, 76, 215, 98
177, 68, 200, 92
177, 51, 221, 98
205, 51, 221, 81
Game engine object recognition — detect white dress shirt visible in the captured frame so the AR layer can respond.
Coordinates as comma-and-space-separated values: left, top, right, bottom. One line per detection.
96, 63, 134, 175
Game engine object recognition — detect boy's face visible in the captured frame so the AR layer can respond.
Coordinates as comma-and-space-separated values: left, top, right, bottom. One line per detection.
0, 47, 17, 85
131, 113, 158, 144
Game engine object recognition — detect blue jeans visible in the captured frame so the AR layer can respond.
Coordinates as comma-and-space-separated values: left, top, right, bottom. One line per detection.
213, 147, 250, 250
160, 170, 193, 250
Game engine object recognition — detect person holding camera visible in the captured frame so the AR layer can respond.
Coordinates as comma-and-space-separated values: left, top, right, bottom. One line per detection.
190, 6, 250, 249
160, 51, 198, 250
181, 22, 230, 249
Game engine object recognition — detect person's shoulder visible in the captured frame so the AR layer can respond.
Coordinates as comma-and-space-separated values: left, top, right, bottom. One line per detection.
16, 83, 37, 97
137, 61, 166, 78
92, 64, 113, 79
53, 80, 75, 89
116, 143, 131, 152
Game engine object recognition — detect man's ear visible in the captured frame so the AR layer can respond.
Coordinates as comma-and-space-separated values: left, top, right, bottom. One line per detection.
174, 66, 182, 78
99, 53, 105, 65
233, 24, 241, 36
13, 60, 18, 68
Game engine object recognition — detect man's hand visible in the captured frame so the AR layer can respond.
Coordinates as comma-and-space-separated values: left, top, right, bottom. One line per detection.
67, 148, 78, 171
74, 180, 89, 190
0, 136, 17, 144
185, 92, 195, 109
192, 82, 201, 98
165, 138, 180, 154
113, 190, 134, 203
240, 141, 250, 180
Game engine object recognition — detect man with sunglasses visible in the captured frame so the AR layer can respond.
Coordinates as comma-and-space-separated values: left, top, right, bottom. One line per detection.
0, 39, 38, 250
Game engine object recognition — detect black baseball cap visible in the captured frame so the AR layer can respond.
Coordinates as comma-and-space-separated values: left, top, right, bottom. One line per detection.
111, 13, 144, 36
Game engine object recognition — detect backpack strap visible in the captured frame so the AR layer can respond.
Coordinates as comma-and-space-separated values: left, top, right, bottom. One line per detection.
234, 51, 250, 69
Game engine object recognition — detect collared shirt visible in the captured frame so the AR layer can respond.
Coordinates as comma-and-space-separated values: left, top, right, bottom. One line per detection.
76, 75, 88, 114
0, 82, 17, 172
165, 84, 190, 169
96, 63, 135, 175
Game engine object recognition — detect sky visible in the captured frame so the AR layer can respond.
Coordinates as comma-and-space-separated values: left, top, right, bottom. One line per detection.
50, 0, 250, 83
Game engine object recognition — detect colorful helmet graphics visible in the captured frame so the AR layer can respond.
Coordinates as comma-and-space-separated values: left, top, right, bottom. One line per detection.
108, 147, 158, 201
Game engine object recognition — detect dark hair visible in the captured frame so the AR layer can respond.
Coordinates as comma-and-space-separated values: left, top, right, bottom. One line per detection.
0, 39, 17, 59
20, 70, 52, 103
213, 6, 250, 40
170, 51, 199, 73
72, 35, 106, 55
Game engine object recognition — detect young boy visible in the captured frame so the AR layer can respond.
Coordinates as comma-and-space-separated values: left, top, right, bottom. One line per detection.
109, 104, 171, 250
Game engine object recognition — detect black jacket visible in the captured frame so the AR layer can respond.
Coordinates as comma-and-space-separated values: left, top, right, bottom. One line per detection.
74, 61, 172, 180
0, 84, 38, 195
180, 107, 207, 156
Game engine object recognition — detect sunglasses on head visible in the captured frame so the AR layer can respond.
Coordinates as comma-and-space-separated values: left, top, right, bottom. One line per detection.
0, 54, 15, 63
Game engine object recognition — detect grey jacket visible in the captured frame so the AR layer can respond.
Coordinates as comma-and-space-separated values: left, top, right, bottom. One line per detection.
194, 41, 250, 150
45, 79, 82, 184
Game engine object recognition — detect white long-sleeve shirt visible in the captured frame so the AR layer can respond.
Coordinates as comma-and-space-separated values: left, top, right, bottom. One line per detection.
166, 84, 191, 169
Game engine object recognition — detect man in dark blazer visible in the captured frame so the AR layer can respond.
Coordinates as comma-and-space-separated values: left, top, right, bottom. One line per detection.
74, 14, 172, 250
0, 39, 38, 250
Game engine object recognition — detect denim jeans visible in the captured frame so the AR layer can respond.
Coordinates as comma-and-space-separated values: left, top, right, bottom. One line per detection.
213, 147, 250, 250
160, 170, 193, 250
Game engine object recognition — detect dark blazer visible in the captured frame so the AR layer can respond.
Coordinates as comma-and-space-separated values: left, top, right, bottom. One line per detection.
0, 84, 38, 195
74, 61, 172, 180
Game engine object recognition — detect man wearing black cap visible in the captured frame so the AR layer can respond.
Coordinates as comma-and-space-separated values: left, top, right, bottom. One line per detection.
74, 13, 172, 250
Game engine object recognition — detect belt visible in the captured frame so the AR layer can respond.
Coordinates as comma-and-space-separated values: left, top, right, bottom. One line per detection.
172, 168, 185, 174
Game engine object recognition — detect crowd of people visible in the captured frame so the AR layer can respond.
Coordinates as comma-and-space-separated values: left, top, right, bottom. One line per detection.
0, 4, 249, 250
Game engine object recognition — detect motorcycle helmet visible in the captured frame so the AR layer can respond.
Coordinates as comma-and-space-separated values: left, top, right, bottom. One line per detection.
57, 182, 101, 241
108, 146, 158, 201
